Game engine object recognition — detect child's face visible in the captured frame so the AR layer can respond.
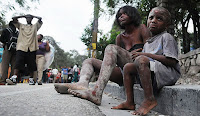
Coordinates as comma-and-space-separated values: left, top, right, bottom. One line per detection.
118, 9, 131, 26
147, 8, 168, 35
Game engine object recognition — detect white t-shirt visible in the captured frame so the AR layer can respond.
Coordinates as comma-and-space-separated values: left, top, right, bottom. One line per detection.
143, 31, 181, 89
52, 68, 58, 75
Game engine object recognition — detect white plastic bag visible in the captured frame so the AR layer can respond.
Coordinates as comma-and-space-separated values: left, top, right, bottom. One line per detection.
43, 44, 55, 71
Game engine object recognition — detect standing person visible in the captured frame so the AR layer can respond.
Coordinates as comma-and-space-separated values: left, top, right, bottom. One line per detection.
0, 21, 18, 85
47, 69, 52, 83
67, 66, 73, 83
62, 66, 68, 83
34, 34, 50, 85
71, 64, 79, 83
55, 5, 150, 98
6, 14, 43, 85
55, 71, 61, 83
111, 7, 181, 115
60, 67, 64, 83
42, 69, 48, 83
52, 68, 58, 83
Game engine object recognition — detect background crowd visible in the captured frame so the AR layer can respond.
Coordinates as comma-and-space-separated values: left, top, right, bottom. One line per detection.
0, 14, 80, 85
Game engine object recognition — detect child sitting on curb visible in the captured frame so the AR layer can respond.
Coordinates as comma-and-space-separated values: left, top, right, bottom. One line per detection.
111, 7, 181, 115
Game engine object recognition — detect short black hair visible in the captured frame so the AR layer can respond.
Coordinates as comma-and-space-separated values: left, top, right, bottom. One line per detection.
25, 14, 33, 18
116, 5, 141, 29
8, 21, 15, 27
38, 34, 43, 39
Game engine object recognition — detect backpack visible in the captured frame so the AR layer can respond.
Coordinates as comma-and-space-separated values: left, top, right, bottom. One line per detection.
6, 28, 19, 52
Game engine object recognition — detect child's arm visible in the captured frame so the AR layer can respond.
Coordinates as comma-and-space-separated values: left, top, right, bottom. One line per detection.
132, 52, 177, 67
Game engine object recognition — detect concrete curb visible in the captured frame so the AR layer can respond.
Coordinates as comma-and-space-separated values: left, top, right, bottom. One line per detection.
92, 82, 200, 116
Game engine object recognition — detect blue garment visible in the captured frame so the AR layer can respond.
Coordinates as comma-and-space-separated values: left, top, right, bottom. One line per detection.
62, 68, 68, 75
0, 48, 4, 63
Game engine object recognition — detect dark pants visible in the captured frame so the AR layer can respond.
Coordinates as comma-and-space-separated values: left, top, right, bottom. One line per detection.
72, 72, 79, 82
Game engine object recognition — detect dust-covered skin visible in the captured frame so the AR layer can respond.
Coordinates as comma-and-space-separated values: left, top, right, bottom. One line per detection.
55, 6, 150, 107
68, 45, 133, 105
54, 58, 97, 93
54, 41, 139, 94
112, 7, 175, 115
54, 54, 129, 94
54, 83, 88, 94
68, 89, 102, 105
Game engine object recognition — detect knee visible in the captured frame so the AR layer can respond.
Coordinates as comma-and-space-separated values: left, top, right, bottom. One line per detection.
124, 63, 133, 72
82, 58, 94, 65
134, 56, 150, 69
105, 44, 118, 53
123, 63, 134, 75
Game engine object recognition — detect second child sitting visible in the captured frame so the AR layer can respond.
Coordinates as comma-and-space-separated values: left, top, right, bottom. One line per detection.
112, 7, 181, 115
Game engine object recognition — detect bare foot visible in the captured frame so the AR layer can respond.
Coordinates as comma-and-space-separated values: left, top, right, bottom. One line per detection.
54, 83, 88, 94
132, 99, 157, 115
68, 89, 102, 105
111, 102, 135, 110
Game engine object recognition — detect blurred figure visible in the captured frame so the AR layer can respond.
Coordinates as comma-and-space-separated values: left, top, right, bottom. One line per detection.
0, 21, 18, 85
62, 66, 68, 83
52, 68, 58, 83
6, 14, 43, 85
55, 71, 61, 83
67, 66, 73, 83
34, 34, 50, 85
72, 64, 79, 83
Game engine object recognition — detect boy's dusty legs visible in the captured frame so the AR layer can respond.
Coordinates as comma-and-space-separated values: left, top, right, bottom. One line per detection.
132, 56, 157, 115
112, 63, 136, 110
54, 58, 102, 94
68, 44, 119, 105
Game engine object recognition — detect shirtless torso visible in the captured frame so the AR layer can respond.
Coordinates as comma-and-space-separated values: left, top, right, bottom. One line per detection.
55, 6, 150, 105
116, 24, 149, 52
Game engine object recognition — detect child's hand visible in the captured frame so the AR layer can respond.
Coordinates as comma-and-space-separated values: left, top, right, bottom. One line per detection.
133, 48, 143, 52
131, 52, 143, 60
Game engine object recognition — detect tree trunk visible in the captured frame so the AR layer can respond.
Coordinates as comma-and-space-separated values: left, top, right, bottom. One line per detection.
92, 0, 100, 58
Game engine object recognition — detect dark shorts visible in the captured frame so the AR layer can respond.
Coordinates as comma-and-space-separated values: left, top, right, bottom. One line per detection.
15, 50, 37, 72
136, 71, 160, 96
128, 44, 144, 52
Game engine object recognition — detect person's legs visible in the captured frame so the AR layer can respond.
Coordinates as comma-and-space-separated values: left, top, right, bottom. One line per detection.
26, 51, 37, 85
13, 50, 25, 76
55, 44, 131, 94
72, 72, 78, 82
54, 58, 102, 93
132, 56, 157, 115
63, 75, 68, 83
68, 44, 132, 105
112, 63, 137, 110
10, 53, 16, 78
0, 47, 10, 84
6, 50, 24, 85
36, 55, 45, 84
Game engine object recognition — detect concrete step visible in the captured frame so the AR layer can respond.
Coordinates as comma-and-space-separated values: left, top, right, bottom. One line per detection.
97, 82, 200, 116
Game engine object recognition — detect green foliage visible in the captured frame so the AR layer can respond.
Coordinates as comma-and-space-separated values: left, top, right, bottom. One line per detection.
172, 0, 200, 53
136, 0, 156, 24
96, 24, 121, 59
80, 24, 93, 50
